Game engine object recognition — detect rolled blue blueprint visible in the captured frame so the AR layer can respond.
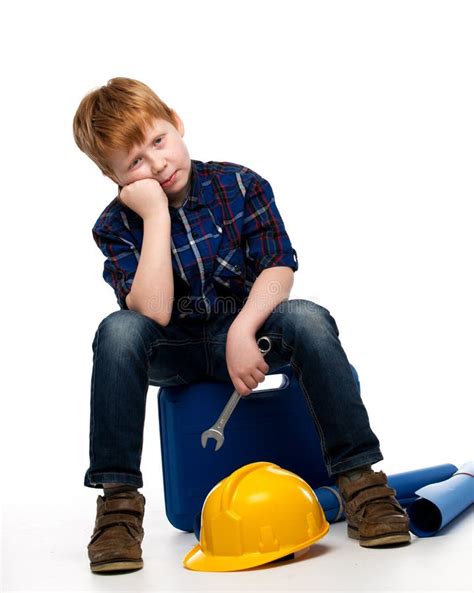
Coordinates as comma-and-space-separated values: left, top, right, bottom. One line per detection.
406, 461, 474, 537
314, 463, 458, 523
385, 463, 458, 507
313, 486, 344, 523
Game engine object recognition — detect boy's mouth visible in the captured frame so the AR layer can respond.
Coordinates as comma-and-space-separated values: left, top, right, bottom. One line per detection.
161, 171, 177, 187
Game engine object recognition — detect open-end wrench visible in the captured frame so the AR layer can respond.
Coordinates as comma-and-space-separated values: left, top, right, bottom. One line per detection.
201, 336, 272, 451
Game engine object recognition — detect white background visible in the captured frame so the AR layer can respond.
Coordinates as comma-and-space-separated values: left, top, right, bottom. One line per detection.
1, 1, 472, 590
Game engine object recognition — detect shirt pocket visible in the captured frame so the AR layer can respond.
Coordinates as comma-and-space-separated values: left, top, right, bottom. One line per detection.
212, 245, 246, 289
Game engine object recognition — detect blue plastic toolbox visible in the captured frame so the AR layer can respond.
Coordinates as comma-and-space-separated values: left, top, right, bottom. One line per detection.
157, 363, 360, 532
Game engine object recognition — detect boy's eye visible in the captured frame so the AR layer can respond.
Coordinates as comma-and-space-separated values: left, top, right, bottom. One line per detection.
128, 136, 163, 169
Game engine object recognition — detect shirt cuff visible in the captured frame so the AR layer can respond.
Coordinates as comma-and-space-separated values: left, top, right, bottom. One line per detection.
256, 248, 299, 275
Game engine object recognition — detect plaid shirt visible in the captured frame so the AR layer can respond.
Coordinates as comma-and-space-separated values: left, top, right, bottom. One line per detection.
92, 159, 299, 322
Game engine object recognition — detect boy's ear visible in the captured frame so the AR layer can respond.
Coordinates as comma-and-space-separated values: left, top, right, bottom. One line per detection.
171, 110, 185, 136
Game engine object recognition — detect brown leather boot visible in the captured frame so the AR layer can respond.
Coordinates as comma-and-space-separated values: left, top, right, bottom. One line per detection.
87, 491, 146, 572
336, 467, 411, 547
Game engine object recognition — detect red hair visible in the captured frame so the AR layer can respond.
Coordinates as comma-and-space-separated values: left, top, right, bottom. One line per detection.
73, 77, 177, 177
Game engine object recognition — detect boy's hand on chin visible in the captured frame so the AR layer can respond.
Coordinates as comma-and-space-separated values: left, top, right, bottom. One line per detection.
118, 178, 169, 220
225, 326, 270, 396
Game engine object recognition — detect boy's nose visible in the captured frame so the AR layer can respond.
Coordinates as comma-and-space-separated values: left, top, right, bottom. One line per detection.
150, 155, 166, 174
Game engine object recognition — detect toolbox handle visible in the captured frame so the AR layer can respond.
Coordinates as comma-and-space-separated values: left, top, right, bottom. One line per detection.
246, 364, 293, 399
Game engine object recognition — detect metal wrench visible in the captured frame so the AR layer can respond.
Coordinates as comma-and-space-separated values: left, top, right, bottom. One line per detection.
201, 335, 272, 451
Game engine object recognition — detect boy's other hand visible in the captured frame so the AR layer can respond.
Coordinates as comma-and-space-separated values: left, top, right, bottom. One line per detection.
225, 326, 270, 396
118, 178, 169, 220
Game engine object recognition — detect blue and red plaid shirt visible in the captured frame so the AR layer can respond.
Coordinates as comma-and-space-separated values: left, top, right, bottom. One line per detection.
92, 159, 299, 322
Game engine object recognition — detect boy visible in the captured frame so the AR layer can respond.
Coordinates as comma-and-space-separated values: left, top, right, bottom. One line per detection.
73, 77, 410, 573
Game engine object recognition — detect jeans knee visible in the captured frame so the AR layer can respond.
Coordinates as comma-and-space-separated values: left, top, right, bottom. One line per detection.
277, 299, 338, 337
93, 310, 150, 350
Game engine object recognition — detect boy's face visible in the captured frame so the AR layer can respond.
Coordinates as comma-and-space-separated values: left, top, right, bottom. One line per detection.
106, 113, 192, 209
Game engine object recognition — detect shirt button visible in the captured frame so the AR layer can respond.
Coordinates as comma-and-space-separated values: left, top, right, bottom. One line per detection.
217, 226, 223, 234
234, 265, 242, 273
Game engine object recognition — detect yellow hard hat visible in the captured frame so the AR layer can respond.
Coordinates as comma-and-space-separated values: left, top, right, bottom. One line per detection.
183, 461, 329, 572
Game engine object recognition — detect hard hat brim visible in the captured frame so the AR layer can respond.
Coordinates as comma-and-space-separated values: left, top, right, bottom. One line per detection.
183, 521, 329, 572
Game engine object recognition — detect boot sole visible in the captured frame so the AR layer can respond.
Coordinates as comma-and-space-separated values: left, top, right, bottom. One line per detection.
90, 558, 144, 573
348, 525, 411, 547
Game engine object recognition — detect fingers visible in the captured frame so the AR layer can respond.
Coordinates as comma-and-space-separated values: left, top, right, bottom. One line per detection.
233, 368, 267, 396
254, 368, 267, 383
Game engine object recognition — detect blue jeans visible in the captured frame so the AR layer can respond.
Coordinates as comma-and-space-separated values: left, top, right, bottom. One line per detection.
84, 298, 383, 488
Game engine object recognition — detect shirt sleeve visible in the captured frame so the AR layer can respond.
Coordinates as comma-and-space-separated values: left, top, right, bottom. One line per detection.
241, 173, 299, 276
92, 224, 140, 310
